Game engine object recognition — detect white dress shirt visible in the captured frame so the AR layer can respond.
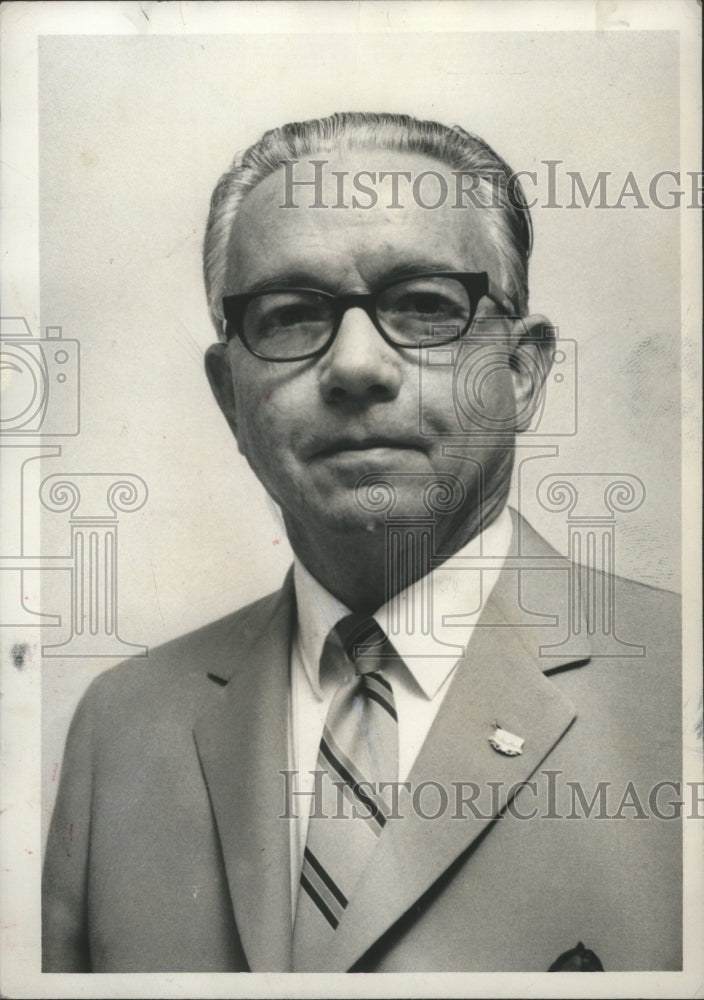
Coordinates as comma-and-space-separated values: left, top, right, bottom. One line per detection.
287, 505, 513, 918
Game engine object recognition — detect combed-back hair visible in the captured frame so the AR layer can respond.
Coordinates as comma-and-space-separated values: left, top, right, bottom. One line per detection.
203, 112, 533, 334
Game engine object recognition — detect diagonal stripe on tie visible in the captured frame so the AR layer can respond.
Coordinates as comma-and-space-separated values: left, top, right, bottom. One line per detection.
304, 847, 348, 908
335, 613, 385, 660
300, 847, 348, 928
319, 731, 386, 833
292, 615, 399, 971
364, 681, 398, 721
300, 873, 339, 930
368, 670, 393, 693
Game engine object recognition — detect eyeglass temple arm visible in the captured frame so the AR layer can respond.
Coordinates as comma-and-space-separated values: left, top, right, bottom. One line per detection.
484, 278, 519, 317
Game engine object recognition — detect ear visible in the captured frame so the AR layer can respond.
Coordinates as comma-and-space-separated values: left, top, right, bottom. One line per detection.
508, 314, 555, 433
204, 342, 239, 440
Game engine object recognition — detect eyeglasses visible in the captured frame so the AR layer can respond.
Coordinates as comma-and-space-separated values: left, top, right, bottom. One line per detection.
221, 271, 512, 362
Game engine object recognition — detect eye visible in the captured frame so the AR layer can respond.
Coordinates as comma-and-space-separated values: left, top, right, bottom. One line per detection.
393, 291, 453, 316
246, 292, 331, 340
266, 302, 324, 328
380, 277, 470, 320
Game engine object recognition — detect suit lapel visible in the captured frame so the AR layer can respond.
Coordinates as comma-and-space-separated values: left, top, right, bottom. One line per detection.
193, 574, 296, 972
316, 515, 591, 972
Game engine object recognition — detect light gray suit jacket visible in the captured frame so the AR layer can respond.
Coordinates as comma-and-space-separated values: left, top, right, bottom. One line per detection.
42, 515, 682, 972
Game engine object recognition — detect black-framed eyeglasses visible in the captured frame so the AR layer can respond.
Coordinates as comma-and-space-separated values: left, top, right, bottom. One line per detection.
221, 271, 513, 362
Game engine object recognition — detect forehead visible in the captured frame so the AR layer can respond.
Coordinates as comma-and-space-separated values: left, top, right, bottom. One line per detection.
226, 148, 503, 293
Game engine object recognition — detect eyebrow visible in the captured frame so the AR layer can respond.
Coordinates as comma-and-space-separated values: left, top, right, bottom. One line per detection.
380, 260, 467, 281
241, 272, 329, 295
240, 260, 469, 296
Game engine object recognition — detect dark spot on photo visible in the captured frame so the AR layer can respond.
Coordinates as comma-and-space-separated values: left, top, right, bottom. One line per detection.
11, 642, 28, 670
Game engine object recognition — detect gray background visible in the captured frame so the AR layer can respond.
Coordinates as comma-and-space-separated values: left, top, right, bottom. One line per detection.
38, 31, 681, 836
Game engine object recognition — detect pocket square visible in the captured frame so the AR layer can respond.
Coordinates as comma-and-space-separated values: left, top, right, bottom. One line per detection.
548, 940, 604, 972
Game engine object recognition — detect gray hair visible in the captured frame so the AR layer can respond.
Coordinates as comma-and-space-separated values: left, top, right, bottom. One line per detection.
203, 111, 533, 334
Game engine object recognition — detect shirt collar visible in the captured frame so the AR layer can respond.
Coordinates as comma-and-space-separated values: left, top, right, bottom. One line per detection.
293, 505, 513, 701
292, 560, 350, 700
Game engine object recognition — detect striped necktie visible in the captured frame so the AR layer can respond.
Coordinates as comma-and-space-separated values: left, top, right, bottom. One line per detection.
292, 614, 399, 971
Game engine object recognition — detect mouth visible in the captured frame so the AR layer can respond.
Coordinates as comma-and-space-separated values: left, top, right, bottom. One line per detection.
313, 437, 423, 459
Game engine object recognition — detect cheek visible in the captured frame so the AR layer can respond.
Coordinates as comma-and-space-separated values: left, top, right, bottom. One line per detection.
452, 348, 517, 431
230, 366, 274, 458
231, 366, 303, 470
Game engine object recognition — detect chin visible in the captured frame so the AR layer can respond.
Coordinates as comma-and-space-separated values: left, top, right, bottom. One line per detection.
326, 486, 453, 536
317, 501, 390, 537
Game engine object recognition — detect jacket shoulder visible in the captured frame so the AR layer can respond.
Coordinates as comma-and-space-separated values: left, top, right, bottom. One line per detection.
79, 576, 293, 721
592, 569, 681, 650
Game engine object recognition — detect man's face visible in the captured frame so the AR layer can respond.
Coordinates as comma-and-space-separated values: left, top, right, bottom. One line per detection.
207, 148, 545, 551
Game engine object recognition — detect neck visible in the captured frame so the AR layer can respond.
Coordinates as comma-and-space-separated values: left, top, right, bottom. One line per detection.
284, 492, 508, 614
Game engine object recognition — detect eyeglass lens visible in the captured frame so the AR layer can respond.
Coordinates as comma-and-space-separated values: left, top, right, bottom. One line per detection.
242, 275, 472, 359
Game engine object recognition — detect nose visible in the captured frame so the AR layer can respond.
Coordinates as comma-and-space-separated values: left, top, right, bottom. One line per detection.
318, 306, 403, 405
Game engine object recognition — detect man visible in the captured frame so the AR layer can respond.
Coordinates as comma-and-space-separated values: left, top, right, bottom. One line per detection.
43, 112, 681, 973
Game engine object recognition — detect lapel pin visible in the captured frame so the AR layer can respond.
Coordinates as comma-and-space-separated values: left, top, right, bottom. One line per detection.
488, 721, 525, 757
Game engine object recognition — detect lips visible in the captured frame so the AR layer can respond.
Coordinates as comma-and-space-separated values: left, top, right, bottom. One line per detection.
312, 436, 422, 458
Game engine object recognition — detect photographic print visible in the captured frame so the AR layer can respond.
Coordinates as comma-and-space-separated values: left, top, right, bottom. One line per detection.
1, 2, 701, 997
